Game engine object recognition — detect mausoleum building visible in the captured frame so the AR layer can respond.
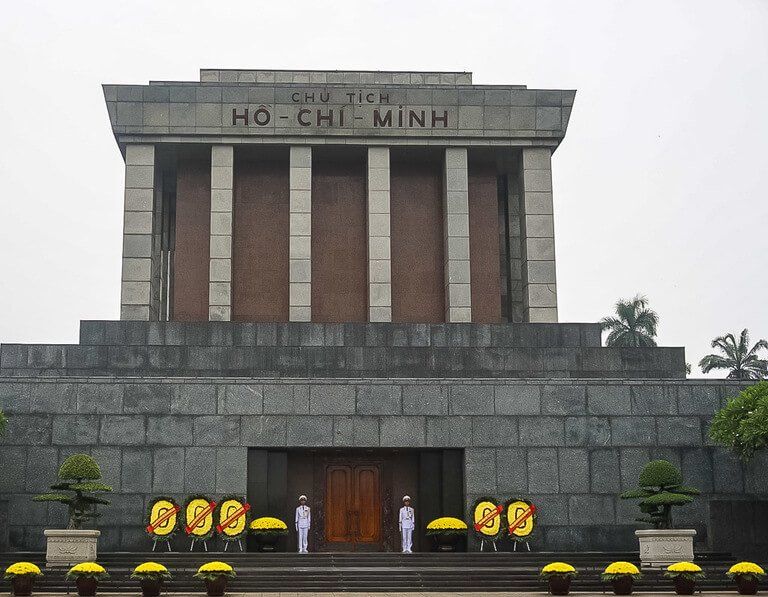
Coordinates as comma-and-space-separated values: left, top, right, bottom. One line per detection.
0, 69, 765, 557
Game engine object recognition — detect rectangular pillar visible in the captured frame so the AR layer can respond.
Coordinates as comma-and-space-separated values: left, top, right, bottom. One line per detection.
367, 147, 392, 322
209, 145, 234, 320
120, 144, 156, 320
289, 146, 312, 321
520, 147, 558, 322
443, 148, 471, 322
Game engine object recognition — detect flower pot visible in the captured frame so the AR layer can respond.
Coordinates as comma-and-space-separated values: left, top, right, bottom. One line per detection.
672, 577, 696, 595
547, 575, 572, 595
204, 577, 228, 597
43, 529, 101, 568
76, 577, 98, 597
610, 576, 634, 595
736, 576, 759, 596
11, 576, 35, 596
254, 533, 280, 552
139, 579, 162, 597
635, 529, 696, 568
433, 533, 460, 552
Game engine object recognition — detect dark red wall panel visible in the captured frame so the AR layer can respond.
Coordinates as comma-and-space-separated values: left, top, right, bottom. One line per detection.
172, 152, 210, 321
468, 163, 502, 323
232, 150, 290, 321
390, 158, 445, 323
311, 152, 367, 323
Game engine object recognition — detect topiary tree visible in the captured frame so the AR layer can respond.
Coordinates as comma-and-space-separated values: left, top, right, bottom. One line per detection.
710, 381, 768, 460
620, 460, 699, 529
33, 454, 112, 529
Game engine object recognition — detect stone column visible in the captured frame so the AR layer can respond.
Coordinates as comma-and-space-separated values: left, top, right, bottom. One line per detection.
443, 148, 472, 323
367, 147, 392, 322
520, 147, 558, 322
209, 145, 234, 321
289, 146, 312, 322
120, 144, 156, 320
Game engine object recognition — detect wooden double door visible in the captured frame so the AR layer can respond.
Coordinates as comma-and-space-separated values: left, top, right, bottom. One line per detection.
325, 463, 381, 550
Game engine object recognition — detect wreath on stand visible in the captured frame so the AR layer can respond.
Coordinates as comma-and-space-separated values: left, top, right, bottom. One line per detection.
215, 494, 251, 543
183, 494, 218, 542
504, 497, 537, 545
471, 496, 503, 544
145, 496, 181, 541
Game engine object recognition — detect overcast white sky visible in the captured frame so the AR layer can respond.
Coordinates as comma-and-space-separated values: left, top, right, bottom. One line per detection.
0, 0, 766, 376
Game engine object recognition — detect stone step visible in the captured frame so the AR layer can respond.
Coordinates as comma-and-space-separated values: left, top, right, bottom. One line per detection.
78, 321, 604, 349
0, 343, 685, 378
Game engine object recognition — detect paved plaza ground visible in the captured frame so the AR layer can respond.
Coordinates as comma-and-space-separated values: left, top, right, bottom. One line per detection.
15, 587, 738, 597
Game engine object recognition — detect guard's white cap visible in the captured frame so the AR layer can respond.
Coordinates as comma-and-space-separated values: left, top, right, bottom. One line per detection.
299, 495, 307, 501
403, 495, 411, 501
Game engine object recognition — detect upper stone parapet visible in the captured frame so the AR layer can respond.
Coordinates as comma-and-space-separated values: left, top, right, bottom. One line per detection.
199, 69, 474, 85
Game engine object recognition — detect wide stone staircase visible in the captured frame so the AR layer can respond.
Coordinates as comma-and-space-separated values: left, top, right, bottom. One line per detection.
0, 551, 738, 592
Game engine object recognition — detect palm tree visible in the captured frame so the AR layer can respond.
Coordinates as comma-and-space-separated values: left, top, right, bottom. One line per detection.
699, 329, 768, 379
599, 294, 659, 347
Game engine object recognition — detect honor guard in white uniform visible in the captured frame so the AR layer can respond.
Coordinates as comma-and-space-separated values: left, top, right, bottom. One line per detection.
295, 495, 311, 553
399, 495, 415, 553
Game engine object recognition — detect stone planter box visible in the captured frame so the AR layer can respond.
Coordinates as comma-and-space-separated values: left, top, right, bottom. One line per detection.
636, 528, 696, 568
44, 529, 101, 567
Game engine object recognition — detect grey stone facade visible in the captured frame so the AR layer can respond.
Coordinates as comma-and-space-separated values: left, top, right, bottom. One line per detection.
0, 324, 765, 554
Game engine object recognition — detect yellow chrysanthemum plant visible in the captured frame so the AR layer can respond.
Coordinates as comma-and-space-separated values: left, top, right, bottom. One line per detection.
601, 561, 642, 581
540, 562, 578, 579
663, 561, 705, 581
66, 562, 109, 581
249, 516, 289, 536
426, 517, 468, 536
4, 562, 43, 580
194, 561, 237, 582
131, 562, 172, 582
727, 562, 765, 580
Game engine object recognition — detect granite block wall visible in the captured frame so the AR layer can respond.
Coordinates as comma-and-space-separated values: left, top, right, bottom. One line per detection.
1, 377, 765, 553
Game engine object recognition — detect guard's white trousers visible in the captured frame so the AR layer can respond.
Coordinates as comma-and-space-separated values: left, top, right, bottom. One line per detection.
298, 527, 309, 553
401, 527, 413, 553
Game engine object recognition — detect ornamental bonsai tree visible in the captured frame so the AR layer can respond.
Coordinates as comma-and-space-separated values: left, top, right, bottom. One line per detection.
620, 460, 699, 529
33, 454, 112, 529
710, 382, 768, 460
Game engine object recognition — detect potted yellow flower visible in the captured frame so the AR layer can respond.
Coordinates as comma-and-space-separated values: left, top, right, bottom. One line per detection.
540, 562, 577, 595
249, 517, 288, 552
66, 562, 109, 596
664, 561, 705, 595
194, 561, 236, 597
727, 562, 765, 595
425, 517, 467, 552
4, 562, 43, 596
601, 561, 641, 595
131, 562, 171, 597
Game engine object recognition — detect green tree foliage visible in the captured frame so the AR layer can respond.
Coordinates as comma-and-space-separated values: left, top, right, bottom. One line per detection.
33, 454, 112, 529
710, 381, 768, 460
620, 460, 699, 529
699, 329, 768, 380
600, 294, 659, 347
0, 409, 7, 436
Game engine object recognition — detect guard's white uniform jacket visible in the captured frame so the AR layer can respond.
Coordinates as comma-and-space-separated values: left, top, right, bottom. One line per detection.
295, 505, 311, 553
399, 506, 415, 553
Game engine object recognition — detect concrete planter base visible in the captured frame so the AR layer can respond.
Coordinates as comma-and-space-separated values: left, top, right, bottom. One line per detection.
636, 529, 696, 568
43, 529, 101, 567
